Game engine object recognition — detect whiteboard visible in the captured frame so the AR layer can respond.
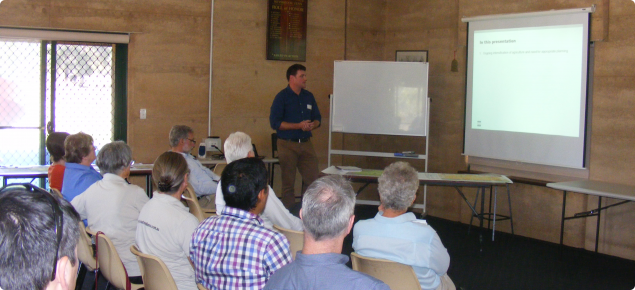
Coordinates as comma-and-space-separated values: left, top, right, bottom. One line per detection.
332, 61, 429, 136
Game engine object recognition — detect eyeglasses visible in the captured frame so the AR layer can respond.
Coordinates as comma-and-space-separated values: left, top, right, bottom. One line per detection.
130, 160, 135, 167
0, 183, 63, 280
187, 138, 196, 144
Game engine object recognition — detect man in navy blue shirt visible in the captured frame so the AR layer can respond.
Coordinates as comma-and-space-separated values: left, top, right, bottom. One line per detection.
269, 64, 321, 207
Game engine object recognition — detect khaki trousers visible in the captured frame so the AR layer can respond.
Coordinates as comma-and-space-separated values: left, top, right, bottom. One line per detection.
277, 138, 319, 207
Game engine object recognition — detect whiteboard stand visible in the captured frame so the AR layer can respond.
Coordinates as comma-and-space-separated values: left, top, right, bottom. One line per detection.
328, 95, 431, 213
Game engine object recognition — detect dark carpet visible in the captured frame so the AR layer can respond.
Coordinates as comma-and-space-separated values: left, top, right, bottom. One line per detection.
345, 205, 635, 290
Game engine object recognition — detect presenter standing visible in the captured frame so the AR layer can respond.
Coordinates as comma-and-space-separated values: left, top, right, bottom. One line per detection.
270, 64, 321, 207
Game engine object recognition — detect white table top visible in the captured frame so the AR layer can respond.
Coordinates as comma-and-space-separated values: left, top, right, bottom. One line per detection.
197, 157, 279, 166
547, 180, 635, 202
322, 166, 512, 184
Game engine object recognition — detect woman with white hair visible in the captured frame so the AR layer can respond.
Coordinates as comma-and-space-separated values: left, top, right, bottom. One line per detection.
215, 131, 303, 231
71, 140, 149, 283
352, 161, 455, 290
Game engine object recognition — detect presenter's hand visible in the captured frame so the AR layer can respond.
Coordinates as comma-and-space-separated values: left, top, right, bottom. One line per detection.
299, 120, 312, 131
309, 120, 320, 131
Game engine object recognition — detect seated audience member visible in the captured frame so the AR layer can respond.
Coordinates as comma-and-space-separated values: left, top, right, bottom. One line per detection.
0, 184, 81, 290
353, 162, 454, 290
190, 158, 292, 290
264, 175, 389, 290
216, 131, 303, 231
170, 125, 219, 209
136, 152, 199, 290
46, 131, 70, 191
71, 141, 149, 283
61, 132, 102, 201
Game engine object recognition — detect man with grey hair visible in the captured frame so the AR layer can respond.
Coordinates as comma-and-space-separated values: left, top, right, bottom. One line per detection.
353, 161, 454, 290
264, 175, 390, 290
169, 125, 219, 209
71, 141, 149, 283
215, 132, 303, 231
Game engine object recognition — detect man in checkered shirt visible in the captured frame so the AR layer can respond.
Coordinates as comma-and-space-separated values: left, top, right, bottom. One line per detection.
190, 158, 292, 290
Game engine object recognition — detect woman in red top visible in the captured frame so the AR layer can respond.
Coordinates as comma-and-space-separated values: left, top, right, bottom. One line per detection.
46, 132, 70, 191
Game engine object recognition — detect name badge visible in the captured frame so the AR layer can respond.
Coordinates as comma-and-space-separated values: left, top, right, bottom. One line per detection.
307, 104, 312, 110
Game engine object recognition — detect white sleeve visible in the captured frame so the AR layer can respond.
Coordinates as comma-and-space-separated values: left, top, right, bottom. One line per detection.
428, 232, 450, 275
70, 192, 88, 220
179, 215, 200, 256
262, 186, 304, 231
215, 181, 226, 214
185, 156, 218, 196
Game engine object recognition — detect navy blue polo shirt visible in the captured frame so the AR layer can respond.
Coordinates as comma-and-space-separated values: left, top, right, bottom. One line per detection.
270, 85, 321, 140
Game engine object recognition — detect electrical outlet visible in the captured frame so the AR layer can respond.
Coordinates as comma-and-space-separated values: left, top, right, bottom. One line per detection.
140, 109, 146, 119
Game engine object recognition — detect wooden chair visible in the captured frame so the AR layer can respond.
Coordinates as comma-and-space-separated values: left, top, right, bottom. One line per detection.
350, 252, 420, 290
197, 284, 208, 290
182, 185, 215, 222
130, 245, 178, 290
50, 188, 63, 198
213, 163, 227, 175
95, 232, 143, 290
273, 224, 304, 260
75, 222, 97, 290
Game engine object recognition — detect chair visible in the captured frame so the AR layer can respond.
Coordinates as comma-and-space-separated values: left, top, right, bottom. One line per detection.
95, 232, 144, 290
130, 245, 178, 290
213, 163, 227, 175
75, 222, 97, 290
350, 252, 420, 290
50, 187, 63, 198
197, 284, 208, 290
273, 224, 304, 260
270, 133, 280, 186
182, 185, 215, 222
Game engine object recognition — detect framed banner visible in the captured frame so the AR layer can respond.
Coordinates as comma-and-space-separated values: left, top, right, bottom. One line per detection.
266, 0, 307, 61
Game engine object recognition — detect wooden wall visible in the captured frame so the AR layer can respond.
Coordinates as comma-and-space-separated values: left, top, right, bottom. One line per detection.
1, 0, 634, 260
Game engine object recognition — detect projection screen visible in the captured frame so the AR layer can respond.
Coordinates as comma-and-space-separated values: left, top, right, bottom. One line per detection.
463, 8, 592, 169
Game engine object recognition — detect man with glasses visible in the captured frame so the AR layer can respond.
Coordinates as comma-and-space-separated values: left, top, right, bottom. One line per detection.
0, 184, 81, 290
170, 125, 219, 209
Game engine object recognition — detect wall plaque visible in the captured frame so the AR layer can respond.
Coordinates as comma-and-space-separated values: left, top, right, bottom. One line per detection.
266, 0, 307, 61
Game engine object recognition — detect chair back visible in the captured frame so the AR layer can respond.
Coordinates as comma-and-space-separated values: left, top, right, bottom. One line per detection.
130, 245, 178, 290
213, 163, 227, 175
350, 252, 420, 290
273, 224, 304, 260
50, 188, 63, 198
77, 222, 97, 271
182, 185, 206, 222
197, 284, 208, 290
271, 133, 278, 158
95, 232, 138, 290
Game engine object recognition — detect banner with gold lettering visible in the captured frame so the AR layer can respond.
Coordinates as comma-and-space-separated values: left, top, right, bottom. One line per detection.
266, 0, 307, 61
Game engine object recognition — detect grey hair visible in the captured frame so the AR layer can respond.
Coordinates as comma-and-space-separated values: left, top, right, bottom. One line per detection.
169, 125, 193, 147
96, 141, 132, 175
224, 132, 252, 163
301, 175, 355, 241
378, 161, 419, 211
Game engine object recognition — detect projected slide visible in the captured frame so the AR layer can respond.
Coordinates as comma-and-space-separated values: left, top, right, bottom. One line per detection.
471, 25, 583, 137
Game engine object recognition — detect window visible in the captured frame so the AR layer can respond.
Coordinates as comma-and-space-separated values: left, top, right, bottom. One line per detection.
0, 28, 128, 186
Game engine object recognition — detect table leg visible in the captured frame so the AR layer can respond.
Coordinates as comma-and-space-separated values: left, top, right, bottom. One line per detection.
507, 184, 514, 235
560, 191, 567, 245
492, 185, 498, 241
595, 196, 602, 252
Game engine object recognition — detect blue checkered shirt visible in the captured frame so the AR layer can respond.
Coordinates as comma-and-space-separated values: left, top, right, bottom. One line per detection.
190, 206, 292, 290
